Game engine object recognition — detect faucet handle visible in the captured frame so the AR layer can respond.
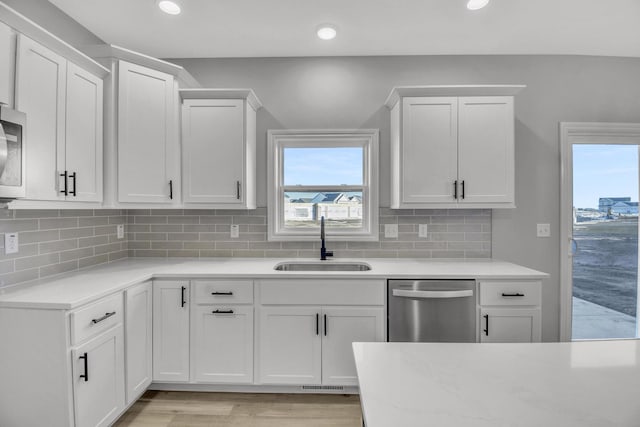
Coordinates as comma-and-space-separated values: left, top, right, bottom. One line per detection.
326, 250, 334, 258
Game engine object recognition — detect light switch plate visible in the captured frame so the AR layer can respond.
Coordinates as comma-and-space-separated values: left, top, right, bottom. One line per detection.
537, 223, 551, 237
4, 233, 18, 254
385, 224, 398, 238
117, 224, 125, 239
418, 224, 428, 238
230, 224, 240, 238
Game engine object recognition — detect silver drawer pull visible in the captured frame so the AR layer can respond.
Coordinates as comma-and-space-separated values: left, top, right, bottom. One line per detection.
501, 293, 525, 297
91, 311, 116, 324
392, 289, 473, 299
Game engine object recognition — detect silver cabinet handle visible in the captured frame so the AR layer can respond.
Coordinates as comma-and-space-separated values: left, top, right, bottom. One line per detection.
392, 289, 473, 299
91, 311, 116, 324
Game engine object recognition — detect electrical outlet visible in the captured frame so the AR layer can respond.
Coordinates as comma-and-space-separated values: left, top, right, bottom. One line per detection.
230, 224, 240, 238
117, 224, 125, 239
384, 224, 398, 238
4, 233, 18, 254
537, 223, 551, 238
418, 224, 428, 238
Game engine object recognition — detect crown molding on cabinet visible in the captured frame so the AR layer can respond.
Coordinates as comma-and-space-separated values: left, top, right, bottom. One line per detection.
179, 88, 263, 111
0, 1, 109, 79
82, 43, 200, 88
384, 85, 526, 108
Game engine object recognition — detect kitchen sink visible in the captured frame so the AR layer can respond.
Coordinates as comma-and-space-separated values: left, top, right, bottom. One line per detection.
273, 261, 372, 272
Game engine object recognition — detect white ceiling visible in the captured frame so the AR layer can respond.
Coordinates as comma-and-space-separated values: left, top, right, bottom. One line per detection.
48, 0, 640, 59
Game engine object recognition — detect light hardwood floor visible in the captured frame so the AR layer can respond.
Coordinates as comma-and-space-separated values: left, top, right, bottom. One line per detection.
114, 391, 363, 426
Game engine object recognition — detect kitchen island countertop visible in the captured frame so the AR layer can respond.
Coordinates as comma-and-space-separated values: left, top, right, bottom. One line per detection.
353, 340, 640, 427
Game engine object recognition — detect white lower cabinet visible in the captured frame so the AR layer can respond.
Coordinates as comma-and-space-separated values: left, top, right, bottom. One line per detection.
153, 280, 190, 382
192, 305, 254, 383
259, 306, 323, 385
321, 307, 384, 386
125, 281, 153, 403
480, 308, 541, 343
478, 280, 542, 343
257, 279, 386, 387
72, 326, 125, 427
258, 304, 385, 386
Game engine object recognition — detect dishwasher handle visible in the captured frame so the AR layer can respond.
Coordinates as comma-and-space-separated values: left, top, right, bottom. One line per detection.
392, 289, 473, 299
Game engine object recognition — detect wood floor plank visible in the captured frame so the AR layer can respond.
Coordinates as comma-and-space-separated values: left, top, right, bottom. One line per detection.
114, 391, 362, 427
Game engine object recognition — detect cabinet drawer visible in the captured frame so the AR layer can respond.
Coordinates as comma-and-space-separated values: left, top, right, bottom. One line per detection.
70, 293, 123, 345
259, 280, 385, 306
479, 281, 541, 306
194, 280, 253, 304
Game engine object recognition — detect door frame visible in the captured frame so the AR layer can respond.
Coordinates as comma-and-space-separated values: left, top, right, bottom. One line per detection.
559, 122, 640, 341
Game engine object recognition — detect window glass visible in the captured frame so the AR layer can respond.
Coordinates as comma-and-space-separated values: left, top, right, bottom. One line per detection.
283, 147, 363, 186
283, 190, 363, 229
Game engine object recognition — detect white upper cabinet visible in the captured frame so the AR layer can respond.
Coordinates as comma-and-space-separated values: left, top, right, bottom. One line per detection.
458, 97, 514, 204
397, 97, 458, 205
15, 34, 105, 203
16, 34, 66, 201
0, 20, 16, 107
387, 85, 524, 209
118, 60, 177, 204
65, 62, 103, 202
180, 89, 261, 209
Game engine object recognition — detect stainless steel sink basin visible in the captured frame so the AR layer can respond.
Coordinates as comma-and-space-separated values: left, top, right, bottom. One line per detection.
274, 261, 372, 272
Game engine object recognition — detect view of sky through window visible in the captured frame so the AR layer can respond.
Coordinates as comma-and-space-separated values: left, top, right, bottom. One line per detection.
283, 147, 363, 186
573, 145, 639, 209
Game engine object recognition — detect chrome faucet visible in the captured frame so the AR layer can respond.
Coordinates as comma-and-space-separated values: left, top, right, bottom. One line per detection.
320, 216, 333, 261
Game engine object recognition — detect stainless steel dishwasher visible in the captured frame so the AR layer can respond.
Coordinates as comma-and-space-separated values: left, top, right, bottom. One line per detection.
388, 280, 476, 342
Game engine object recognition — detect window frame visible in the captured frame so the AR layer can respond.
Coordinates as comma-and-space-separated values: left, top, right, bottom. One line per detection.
267, 129, 379, 242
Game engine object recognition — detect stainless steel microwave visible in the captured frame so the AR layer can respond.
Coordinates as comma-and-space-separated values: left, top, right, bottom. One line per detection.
0, 105, 26, 202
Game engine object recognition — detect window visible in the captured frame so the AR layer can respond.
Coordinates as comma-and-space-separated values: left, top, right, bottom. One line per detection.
268, 130, 379, 241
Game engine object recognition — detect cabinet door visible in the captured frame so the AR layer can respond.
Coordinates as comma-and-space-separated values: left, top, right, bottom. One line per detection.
400, 97, 458, 205
321, 307, 384, 386
72, 326, 125, 427
125, 281, 152, 404
153, 281, 190, 382
192, 305, 253, 383
458, 96, 514, 204
0, 21, 16, 107
480, 308, 541, 343
118, 60, 175, 203
258, 306, 321, 385
65, 62, 103, 202
15, 34, 66, 201
182, 99, 245, 204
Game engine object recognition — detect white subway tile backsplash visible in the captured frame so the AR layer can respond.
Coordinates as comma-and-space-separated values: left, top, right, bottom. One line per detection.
0, 208, 491, 289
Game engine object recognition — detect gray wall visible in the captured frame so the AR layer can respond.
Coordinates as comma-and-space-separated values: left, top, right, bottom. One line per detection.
2, 0, 103, 48
171, 55, 640, 341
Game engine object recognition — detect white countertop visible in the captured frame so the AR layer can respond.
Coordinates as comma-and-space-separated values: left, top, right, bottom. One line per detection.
0, 257, 546, 310
353, 340, 640, 427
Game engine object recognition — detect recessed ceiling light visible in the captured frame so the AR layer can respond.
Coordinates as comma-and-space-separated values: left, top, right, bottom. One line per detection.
317, 24, 337, 41
467, 0, 490, 10
158, 0, 181, 15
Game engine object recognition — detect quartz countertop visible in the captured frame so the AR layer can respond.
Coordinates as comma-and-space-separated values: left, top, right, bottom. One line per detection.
353, 340, 640, 427
0, 257, 547, 310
